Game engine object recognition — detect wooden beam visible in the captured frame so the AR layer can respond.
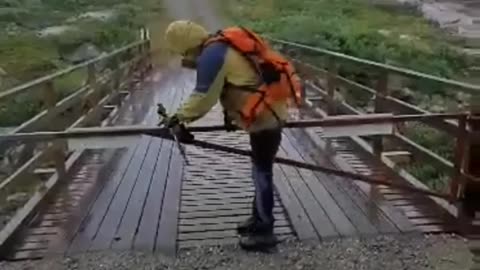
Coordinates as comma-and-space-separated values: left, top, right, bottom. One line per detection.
389, 134, 454, 174
373, 72, 389, 156
336, 75, 376, 95
382, 151, 412, 165
0, 150, 49, 198
384, 96, 458, 136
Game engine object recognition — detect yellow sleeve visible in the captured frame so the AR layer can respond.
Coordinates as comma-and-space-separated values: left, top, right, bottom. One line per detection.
175, 67, 226, 123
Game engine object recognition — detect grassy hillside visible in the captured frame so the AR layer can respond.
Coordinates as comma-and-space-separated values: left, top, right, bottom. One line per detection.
0, 0, 164, 86
0, 0, 164, 126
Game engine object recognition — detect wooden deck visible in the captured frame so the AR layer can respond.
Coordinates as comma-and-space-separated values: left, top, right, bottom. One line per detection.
4, 66, 422, 260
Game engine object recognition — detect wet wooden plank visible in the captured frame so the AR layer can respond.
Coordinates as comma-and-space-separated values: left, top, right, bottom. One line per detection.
178, 234, 292, 249
417, 224, 454, 233
21, 235, 57, 244
182, 197, 280, 206
42, 213, 70, 221
133, 140, 173, 250
404, 210, 436, 219
182, 197, 257, 204
281, 135, 358, 236
28, 227, 58, 236
180, 205, 285, 216
182, 193, 256, 200
155, 146, 184, 256
14, 241, 49, 251
178, 237, 238, 248
183, 183, 254, 189
182, 187, 255, 194
67, 145, 139, 253
89, 136, 152, 250
306, 129, 414, 233
111, 137, 163, 250
283, 130, 378, 236
408, 218, 445, 226
341, 137, 417, 233
152, 70, 187, 255
184, 179, 254, 185
179, 215, 288, 226
273, 166, 319, 242
46, 150, 118, 254
37, 220, 60, 227
180, 208, 284, 219
276, 147, 339, 240
6, 249, 45, 261
178, 227, 292, 241
179, 220, 290, 233
392, 201, 416, 207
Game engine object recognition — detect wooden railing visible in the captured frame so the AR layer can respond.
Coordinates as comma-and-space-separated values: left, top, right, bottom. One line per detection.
0, 37, 151, 250
271, 38, 479, 202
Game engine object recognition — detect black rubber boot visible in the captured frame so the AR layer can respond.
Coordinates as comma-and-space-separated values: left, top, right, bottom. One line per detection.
239, 232, 278, 251
237, 217, 274, 236
237, 217, 256, 235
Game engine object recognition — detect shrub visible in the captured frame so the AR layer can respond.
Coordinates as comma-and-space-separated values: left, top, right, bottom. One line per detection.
0, 34, 59, 81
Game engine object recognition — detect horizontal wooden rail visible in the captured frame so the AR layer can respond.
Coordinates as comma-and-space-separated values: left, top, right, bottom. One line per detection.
270, 38, 480, 95
305, 81, 459, 178
301, 63, 461, 137
383, 96, 459, 136
389, 133, 454, 174
0, 113, 466, 143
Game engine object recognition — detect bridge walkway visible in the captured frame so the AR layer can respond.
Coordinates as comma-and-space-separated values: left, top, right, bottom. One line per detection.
4, 64, 433, 260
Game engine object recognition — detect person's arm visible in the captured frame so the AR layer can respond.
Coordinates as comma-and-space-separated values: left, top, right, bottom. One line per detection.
174, 43, 228, 123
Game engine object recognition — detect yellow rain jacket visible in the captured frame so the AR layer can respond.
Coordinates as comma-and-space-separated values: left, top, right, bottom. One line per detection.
175, 42, 288, 133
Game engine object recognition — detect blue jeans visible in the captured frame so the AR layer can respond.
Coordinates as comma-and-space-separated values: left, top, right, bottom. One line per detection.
249, 128, 282, 228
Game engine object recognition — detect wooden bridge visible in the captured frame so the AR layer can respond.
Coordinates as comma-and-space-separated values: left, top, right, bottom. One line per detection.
0, 31, 479, 263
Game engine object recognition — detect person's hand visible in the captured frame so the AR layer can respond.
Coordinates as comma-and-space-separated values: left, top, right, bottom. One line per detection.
171, 124, 195, 143
158, 114, 180, 128
224, 120, 238, 132
223, 113, 238, 132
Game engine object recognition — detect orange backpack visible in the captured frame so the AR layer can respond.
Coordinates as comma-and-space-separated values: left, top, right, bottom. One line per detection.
204, 27, 303, 127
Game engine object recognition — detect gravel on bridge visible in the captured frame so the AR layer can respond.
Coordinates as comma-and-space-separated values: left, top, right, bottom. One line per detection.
0, 234, 471, 270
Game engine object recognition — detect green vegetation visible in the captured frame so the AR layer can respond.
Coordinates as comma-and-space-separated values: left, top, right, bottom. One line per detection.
222, 0, 470, 190
223, 0, 470, 80
0, 0, 164, 126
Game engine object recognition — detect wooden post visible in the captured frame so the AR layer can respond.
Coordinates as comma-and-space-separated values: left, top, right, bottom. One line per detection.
113, 56, 121, 93
86, 63, 106, 126
42, 81, 57, 110
466, 93, 480, 270
84, 63, 98, 112
450, 115, 468, 202
51, 142, 66, 180
41, 81, 67, 183
373, 72, 389, 156
326, 57, 337, 115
